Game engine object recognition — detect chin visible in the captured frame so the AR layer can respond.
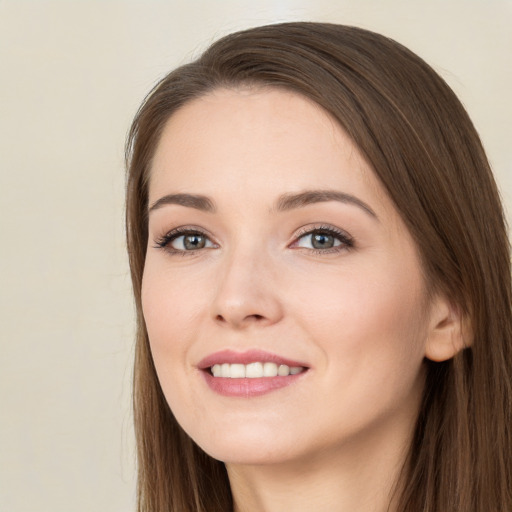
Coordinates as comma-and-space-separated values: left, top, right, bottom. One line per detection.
189, 424, 305, 466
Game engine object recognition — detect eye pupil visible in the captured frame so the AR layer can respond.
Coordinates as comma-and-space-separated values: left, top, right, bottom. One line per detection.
312, 233, 334, 249
184, 234, 206, 250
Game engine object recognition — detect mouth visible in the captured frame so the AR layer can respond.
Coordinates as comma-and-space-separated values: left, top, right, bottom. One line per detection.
197, 349, 309, 397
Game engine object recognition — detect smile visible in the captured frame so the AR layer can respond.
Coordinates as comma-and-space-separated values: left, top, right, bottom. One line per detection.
211, 362, 305, 378
198, 349, 309, 397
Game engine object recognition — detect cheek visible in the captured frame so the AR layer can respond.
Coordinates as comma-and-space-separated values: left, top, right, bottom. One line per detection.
294, 260, 425, 336
141, 261, 200, 390
142, 260, 203, 344
293, 272, 428, 447
141, 261, 210, 427
292, 259, 428, 388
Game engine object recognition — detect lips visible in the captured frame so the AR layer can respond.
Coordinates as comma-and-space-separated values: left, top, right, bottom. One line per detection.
197, 349, 309, 397
197, 349, 308, 370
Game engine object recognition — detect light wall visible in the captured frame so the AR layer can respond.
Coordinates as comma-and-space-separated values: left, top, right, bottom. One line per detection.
1, 1, 510, 511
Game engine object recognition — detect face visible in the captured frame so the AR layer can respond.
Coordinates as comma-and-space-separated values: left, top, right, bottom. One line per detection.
142, 88, 435, 466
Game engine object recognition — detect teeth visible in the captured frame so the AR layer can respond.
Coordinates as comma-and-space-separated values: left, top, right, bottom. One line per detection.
230, 364, 246, 378
278, 364, 289, 376
210, 362, 305, 378
263, 362, 278, 377
246, 362, 263, 378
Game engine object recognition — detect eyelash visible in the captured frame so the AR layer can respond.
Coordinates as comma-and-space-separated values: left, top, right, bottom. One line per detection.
153, 224, 354, 257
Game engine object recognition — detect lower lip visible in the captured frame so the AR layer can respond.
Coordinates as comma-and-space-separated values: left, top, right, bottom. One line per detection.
201, 370, 307, 397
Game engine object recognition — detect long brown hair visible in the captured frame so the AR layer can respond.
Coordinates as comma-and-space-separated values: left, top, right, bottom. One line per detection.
125, 22, 512, 511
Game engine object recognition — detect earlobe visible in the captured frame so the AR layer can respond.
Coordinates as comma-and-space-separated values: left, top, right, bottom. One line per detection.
424, 296, 470, 362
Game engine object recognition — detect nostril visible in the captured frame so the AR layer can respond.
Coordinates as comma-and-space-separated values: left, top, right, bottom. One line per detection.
215, 314, 265, 323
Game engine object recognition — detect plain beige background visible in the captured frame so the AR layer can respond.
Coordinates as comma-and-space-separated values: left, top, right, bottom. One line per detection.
0, 1, 510, 511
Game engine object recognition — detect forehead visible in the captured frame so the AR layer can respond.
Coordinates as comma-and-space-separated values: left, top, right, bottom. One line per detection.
149, 87, 390, 215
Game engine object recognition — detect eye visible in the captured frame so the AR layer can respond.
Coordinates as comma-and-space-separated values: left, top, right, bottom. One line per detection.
293, 225, 354, 254
154, 227, 216, 254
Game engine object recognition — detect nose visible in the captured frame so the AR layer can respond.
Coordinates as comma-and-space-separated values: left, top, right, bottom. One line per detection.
210, 247, 284, 330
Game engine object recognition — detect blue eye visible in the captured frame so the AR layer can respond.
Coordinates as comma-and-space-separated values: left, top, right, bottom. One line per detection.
154, 224, 353, 256
170, 233, 213, 251
294, 225, 354, 253
154, 228, 215, 253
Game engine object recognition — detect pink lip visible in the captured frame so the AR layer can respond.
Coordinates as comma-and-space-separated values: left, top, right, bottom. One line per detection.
197, 349, 309, 398
197, 349, 307, 370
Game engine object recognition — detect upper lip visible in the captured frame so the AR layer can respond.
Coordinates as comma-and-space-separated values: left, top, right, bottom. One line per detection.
197, 349, 309, 370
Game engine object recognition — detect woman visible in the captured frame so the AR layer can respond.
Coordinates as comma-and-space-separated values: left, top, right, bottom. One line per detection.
125, 22, 512, 512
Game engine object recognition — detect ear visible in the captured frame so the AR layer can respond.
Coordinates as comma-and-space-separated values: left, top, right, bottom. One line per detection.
424, 295, 470, 362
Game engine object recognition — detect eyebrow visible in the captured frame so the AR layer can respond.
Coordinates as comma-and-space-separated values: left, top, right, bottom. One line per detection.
148, 189, 378, 220
149, 193, 215, 213
272, 190, 377, 219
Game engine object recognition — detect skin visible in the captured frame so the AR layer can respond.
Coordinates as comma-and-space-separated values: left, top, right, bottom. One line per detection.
142, 88, 461, 512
